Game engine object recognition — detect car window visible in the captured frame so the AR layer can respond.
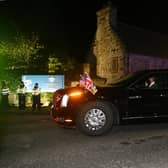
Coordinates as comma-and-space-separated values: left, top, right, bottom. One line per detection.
131, 73, 164, 90
109, 71, 144, 85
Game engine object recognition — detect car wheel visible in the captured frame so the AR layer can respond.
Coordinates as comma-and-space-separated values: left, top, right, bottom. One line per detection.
76, 101, 114, 136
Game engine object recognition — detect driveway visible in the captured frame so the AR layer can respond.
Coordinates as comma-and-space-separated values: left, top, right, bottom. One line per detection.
0, 111, 168, 168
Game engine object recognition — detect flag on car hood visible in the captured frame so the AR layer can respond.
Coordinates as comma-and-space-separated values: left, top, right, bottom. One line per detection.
79, 72, 97, 95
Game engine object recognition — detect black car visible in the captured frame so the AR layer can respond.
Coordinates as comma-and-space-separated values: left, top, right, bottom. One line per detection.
50, 69, 168, 136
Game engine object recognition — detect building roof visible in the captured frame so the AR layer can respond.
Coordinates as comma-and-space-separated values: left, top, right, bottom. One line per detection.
117, 22, 168, 58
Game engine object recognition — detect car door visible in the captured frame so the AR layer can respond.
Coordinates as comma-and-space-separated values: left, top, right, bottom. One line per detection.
158, 73, 168, 117
127, 72, 164, 118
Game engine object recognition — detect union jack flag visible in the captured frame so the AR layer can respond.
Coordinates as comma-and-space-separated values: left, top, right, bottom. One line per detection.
79, 74, 85, 87
84, 72, 93, 89
79, 72, 97, 95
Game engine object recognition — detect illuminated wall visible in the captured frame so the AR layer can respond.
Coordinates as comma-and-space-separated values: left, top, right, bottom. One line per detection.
93, 6, 126, 84
92, 4, 168, 85
129, 54, 168, 72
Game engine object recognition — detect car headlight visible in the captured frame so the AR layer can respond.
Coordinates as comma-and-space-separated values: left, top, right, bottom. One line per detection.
50, 104, 54, 109
60, 91, 83, 107
61, 94, 69, 107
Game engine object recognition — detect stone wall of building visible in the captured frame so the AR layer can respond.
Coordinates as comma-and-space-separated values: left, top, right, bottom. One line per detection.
93, 5, 126, 84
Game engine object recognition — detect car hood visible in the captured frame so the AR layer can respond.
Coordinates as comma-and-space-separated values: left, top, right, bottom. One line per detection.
54, 84, 124, 100
94, 85, 125, 100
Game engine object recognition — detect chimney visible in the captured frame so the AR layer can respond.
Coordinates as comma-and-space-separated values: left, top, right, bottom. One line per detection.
108, 1, 118, 30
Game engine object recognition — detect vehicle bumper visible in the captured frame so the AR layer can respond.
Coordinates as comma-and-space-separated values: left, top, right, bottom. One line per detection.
50, 106, 75, 126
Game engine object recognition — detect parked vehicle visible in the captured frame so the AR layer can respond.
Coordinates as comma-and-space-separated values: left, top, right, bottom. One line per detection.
50, 69, 168, 136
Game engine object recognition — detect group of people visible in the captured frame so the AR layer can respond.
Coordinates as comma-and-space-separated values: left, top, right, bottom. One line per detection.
0, 80, 41, 111
17, 81, 41, 111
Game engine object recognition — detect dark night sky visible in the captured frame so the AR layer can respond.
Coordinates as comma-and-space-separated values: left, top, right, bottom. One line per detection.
0, 0, 168, 60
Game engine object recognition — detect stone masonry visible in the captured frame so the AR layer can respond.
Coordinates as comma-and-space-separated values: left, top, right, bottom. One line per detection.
93, 5, 126, 84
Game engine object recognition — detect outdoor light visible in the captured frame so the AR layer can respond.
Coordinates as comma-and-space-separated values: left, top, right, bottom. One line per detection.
48, 76, 55, 82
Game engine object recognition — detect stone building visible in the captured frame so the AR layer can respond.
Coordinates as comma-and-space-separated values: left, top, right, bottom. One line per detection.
90, 4, 168, 85
93, 5, 126, 84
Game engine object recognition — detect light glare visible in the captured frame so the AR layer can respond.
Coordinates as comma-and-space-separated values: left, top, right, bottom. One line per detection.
69, 91, 82, 97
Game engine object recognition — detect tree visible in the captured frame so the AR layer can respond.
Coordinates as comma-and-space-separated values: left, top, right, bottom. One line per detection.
0, 33, 44, 91
48, 54, 76, 74
6, 33, 43, 71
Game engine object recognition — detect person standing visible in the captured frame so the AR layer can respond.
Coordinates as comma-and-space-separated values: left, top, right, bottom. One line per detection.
1, 80, 10, 110
17, 81, 27, 110
32, 83, 41, 111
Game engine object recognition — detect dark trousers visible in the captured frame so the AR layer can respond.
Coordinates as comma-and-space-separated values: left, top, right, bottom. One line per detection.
18, 94, 26, 109
32, 95, 41, 110
0, 95, 9, 111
